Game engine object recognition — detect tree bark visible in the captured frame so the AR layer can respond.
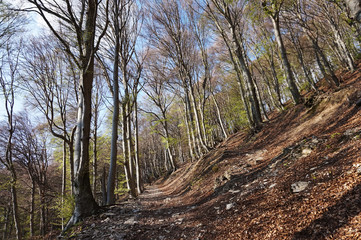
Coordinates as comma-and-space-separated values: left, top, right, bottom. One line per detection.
329, 23, 355, 72
271, 16, 302, 104
312, 40, 340, 87
10, 172, 21, 240
134, 100, 143, 194
107, 0, 120, 204
29, 177, 35, 237
61, 138, 67, 230
211, 94, 228, 139
189, 86, 209, 152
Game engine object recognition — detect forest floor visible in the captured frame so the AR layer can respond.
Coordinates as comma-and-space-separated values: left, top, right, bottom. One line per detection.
64, 63, 361, 240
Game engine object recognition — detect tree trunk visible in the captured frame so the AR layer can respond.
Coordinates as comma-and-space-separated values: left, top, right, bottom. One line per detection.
183, 98, 199, 160
189, 86, 209, 152
10, 168, 21, 240
30, 178, 35, 237
127, 101, 137, 198
101, 166, 107, 206
92, 113, 98, 200
183, 107, 195, 161
269, 56, 283, 108
65, 8, 100, 225
107, 6, 120, 204
214, 24, 253, 128
254, 79, 269, 121
271, 16, 302, 104
330, 22, 355, 72
3, 205, 10, 240
134, 100, 143, 194
211, 94, 228, 139
230, 25, 263, 130
39, 187, 46, 236
312, 40, 340, 87
61, 139, 67, 230
162, 111, 176, 172
69, 126, 76, 195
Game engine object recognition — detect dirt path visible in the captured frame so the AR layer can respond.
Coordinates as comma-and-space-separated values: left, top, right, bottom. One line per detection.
67, 68, 361, 239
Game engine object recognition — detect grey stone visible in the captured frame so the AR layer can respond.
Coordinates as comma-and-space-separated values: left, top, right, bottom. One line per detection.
226, 203, 234, 210
302, 148, 312, 157
291, 181, 309, 193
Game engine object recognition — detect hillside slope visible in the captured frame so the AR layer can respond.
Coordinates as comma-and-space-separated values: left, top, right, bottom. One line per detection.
66, 64, 361, 240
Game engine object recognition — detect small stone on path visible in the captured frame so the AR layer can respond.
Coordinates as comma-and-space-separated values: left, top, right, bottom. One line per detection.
291, 181, 309, 193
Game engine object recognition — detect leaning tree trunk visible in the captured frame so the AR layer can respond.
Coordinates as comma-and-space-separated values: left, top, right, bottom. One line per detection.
312, 40, 340, 87
329, 23, 355, 72
230, 25, 263, 130
189, 85, 209, 152
184, 94, 200, 159
271, 16, 301, 104
215, 25, 253, 128
182, 105, 195, 161
162, 112, 177, 172
211, 94, 228, 139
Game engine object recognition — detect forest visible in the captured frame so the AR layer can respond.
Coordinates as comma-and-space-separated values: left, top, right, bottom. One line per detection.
0, 0, 361, 239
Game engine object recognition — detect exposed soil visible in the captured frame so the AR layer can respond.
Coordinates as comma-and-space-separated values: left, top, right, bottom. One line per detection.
64, 64, 361, 240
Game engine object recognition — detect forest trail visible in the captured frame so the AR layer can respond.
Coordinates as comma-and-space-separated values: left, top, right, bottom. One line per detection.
66, 66, 361, 239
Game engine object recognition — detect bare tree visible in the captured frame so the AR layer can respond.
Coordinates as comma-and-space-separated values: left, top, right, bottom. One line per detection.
143, 51, 177, 173
262, 0, 302, 104
10, 113, 50, 236
26, 0, 109, 230
0, 44, 22, 240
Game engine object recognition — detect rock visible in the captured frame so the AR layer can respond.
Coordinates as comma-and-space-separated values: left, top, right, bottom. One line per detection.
229, 189, 240, 194
291, 181, 309, 193
311, 137, 319, 144
104, 212, 116, 216
302, 148, 312, 157
223, 171, 232, 181
124, 217, 137, 225
226, 203, 234, 210
345, 129, 354, 136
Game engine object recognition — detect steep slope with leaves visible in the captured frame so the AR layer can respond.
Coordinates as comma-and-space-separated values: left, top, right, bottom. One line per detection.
66, 63, 361, 240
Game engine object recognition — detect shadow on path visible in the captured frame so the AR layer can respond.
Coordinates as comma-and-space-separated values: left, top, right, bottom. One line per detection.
293, 182, 361, 240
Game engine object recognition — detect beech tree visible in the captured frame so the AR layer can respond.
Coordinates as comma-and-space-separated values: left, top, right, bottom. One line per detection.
262, 0, 302, 104
20, 37, 78, 229
143, 51, 177, 173
202, 0, 263, 131
11, 113, 50, 236
26, 0, 109, 230
0, 44, 22, 240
